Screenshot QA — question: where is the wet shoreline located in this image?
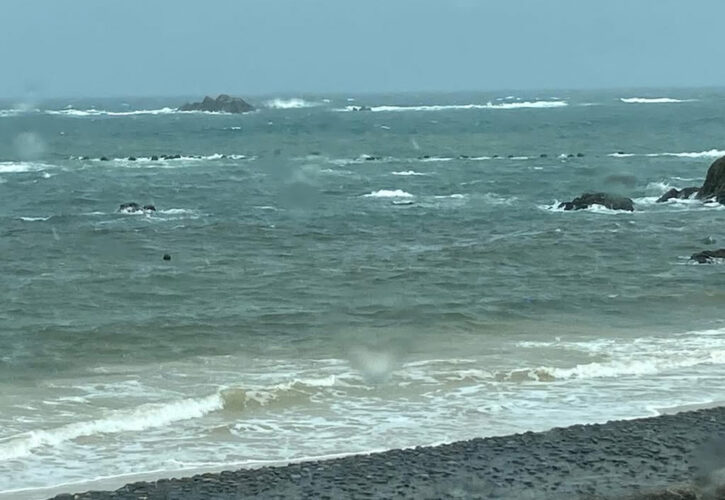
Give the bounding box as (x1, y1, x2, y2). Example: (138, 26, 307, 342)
(48, 406, 725, 499)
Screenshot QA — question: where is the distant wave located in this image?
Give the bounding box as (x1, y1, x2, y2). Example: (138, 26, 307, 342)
(336, 100, 567, 112)
(45, 107, 179, 117)
(0, 162, 53, 173)
(363, 189, 414, 198)
(608, 149, 725, 159)
(19, 216, 51, 222)
(264, 98, 321, 109)
(620, 97, 694, 104)
(89, 154, 251, 164)
(392, 170, 427, 176)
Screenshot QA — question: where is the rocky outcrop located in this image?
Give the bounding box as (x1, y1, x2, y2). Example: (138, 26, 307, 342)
(559, 192, 634, 211)
(179, 94, 254, 113)
(656, 186, 699, 203)
(696, 156, 725, 201)
(691, 249, 725, 263)
(119, 203, 156, 214)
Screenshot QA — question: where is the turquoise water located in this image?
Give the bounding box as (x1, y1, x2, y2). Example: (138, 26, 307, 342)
(1, 90, 725, 496)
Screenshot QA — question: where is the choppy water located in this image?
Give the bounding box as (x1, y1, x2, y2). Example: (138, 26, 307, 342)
(1, 89, 725, 497)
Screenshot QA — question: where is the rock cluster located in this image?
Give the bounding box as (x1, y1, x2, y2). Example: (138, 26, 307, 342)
(179, 94, 254, 113)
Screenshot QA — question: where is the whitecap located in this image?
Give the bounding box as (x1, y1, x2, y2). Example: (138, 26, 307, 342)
(335, 100, 567, 112)
(434, 193, 465, 199)
(264, 98, 320, 109)
(392, 171, 427, 176)
(0, 162, 52, 173)
(620, 97, 694, 104)
(19, 216, 51, 222)
(363, 189, 414, 198)
(609, 149, 725, 159)
(45, 107, 178, 117)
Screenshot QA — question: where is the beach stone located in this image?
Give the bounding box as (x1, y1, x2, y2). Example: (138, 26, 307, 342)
(656, 187, 700, 203)
(179, 94, 254, 113)
(559, 192, 635, 211)
(696, 155, 725, 201)
(690, 249, 725, 263)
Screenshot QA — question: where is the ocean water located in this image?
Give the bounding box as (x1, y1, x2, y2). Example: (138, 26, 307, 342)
(1, 89, 725, 497)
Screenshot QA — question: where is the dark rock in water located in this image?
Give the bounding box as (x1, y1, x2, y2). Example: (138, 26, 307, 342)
(128, 156, 136, 161)
(163, 254, 171, 261)
(458, 155, 470, 159)
(351, 105, 372, 111)
(119, 202, 156, 214)
(696, 156, 725, 202)
(119, 202, 141, 213)
(691, 249, 725, 263)
(179, 94, 254, 113)
(540, 153, 548, 158)
(558, 192, 635, 212)
(162, 154, 181, 160)
(576, 153, 585, 158)
(150, 155, 159, 161)
(80, 156, 90, 160)
(617, 151, 626, 155)
(567, 154, 575, 158)
(100, 156, 109, 161)
(492, 154, 500, 159)
(656, 187, 699, 203)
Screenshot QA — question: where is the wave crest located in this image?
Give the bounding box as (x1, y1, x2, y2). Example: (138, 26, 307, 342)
(363, 189, 414, 198)
(337, 101, 567, 112)
(620, 97, 694, 104)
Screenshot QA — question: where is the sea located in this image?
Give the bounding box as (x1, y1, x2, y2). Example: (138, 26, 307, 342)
(1, 89, 724, 498)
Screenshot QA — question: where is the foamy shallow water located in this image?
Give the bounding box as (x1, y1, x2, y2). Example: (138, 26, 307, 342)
(1, 89, 725, 496)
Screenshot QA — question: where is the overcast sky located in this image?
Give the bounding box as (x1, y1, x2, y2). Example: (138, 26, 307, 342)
(1, 0, 723, 98)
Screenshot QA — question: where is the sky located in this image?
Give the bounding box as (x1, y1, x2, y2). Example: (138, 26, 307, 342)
(1, 0, 724, 98)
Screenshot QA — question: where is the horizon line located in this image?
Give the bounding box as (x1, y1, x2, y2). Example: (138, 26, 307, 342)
(0, 84, 723, 102)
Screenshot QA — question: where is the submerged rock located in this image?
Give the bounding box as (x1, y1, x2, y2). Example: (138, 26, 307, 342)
(691, 249, 725, 263)
(559, 192, 634, 211)
(656, 187, 699, 203)
(696, 155, 725, 202)
(179, 94, 254, 113)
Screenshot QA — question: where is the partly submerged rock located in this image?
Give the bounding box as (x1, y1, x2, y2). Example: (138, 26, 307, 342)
(179, 94, 254, 114)
(656, 186, 699, 203)
(559, 192, 634, 211)
(696, 156, 725, 201)
(691, 249, 725, 263)
(119, 202, 156, 214)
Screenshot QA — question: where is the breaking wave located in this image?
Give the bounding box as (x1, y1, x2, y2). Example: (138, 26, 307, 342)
(0, 394, 223, 461)
(336, 100, 567, 112)
(392, 170, 427, 176)
(608, 149, 725, 159)
(363, 189, 414, 198)
(45, 108, 178, 117)
(620, 97, 694, 104)
(0, 162, 54, 173)
(264, 98, 321, 109)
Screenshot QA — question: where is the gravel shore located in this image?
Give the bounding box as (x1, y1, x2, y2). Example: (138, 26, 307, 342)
(49, 407, 725, 499)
